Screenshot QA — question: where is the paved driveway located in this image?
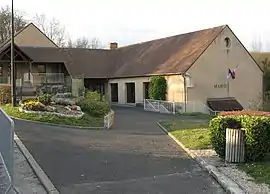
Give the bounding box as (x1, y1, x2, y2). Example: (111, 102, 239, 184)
(15, 106, 225, 194)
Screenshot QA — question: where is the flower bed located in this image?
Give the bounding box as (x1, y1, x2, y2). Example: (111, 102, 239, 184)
(20, 94, 84, 118)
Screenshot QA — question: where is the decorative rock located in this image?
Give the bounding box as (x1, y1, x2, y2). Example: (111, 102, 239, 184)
(70, 105, 77, 111)
(46, 106, 56, 112)
(65, 106, 71, 111)
(76, 106, 81, 111)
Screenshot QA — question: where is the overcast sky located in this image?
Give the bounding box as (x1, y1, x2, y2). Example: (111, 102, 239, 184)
(1, 0, 270, 50)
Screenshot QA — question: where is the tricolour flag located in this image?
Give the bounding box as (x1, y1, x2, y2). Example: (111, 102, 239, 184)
(227, 64, 239, 80)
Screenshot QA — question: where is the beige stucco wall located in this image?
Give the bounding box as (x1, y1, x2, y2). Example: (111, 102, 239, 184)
(107, 75, 184, 104)
(187, 26, 263, 109)
(15, 24, 57, 47)
(165, 75, 185, 102)
(108, 77, 150, 104)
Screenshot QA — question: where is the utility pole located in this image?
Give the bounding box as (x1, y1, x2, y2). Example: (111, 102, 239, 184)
(11, 0, 16, 106)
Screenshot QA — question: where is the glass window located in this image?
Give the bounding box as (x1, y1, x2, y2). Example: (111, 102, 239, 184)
(37, 64, 46, 73)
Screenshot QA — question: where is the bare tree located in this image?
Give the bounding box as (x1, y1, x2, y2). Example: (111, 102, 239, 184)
(33, 13, 67, 47)
(251, 36, 263, 52)
(67, 36, 103, 49)
(0, 5, 27, 44)
(89, 37, 103, 49)
(75, 36, 89, 48)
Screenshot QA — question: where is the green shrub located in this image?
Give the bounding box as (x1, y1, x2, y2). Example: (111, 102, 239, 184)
(0, 84, 11, 105)
(85, 91, 106, 101)
(78, 91, 110, 117)
(22, 100, 46, 111)
(149, 76, 167, 100)
(38, 94, 52, 105)
(209, 114, 270, 161)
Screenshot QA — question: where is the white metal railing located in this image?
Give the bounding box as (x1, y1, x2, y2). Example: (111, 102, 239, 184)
(144, 99, 217, 115)
(203, 103, 220, 115)
(30, 73, 65, 86)
(144, 99, 177, 114)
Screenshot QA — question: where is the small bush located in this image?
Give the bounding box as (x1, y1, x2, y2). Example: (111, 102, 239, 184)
(85, 91, 106, 101)
(38, 94, 52, 105)
(209, 114, 270, 161)
(78, 91, 110, 117)
(22, 100, 46, 111)
(0, 84, 11, 105)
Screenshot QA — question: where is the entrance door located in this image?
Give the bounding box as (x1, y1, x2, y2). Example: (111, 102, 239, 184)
(126, 83, 135, 103)
(110, 83, 118, 102)
(143, 82, 150, 99)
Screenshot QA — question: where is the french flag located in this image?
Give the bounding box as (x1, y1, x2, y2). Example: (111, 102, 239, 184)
(228, 68, 236, 79)
(227, 64, 239, 80)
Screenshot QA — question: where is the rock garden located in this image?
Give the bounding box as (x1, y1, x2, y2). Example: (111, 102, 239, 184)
(0, 84, 112, 128)
(20, 93, 85, 118)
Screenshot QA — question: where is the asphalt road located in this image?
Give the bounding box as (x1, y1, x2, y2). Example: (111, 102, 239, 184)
(15, 106, 225, 194)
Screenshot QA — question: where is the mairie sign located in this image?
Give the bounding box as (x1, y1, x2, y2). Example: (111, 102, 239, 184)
(214, 83, 227, 88)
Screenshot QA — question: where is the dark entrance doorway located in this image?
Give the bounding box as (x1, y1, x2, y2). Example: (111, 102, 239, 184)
(126, 82, 135, 103)
(143, 82, 150, 99)
(110, 83, 118, 102)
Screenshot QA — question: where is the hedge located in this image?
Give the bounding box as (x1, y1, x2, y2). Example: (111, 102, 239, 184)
(78, 91, 110, 117)
(210, 111, 270, 162)
(219, 110, 270, 117)
(0, 84, 11, 105)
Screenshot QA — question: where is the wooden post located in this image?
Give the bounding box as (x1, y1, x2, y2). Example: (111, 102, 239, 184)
(225, 128, 245, 163)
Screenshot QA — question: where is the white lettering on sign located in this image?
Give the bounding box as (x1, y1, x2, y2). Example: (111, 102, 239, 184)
(214, 84, 227, 88)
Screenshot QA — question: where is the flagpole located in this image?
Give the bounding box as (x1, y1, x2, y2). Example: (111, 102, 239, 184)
(227, 79, 230, 97)
(11, 0, 16, 106)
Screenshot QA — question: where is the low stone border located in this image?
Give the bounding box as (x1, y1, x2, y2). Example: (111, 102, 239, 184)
(19, 107, 84, 119)
(104, 110, 115, 129)
(14, 133, 59, 194)
(12, 109, 115, 130)
(156, 122, 245, 194)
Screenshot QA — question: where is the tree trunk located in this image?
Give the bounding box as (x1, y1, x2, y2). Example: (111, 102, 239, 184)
(225, 128, 245, 163)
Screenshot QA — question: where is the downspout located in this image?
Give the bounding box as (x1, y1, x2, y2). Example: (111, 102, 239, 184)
(182, 73, 187, 113)
(29, 61, 33, 82)
(106, 76, 110, 103)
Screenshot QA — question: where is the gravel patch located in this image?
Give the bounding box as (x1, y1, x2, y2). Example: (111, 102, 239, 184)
(191, 149, 270, 194)
(0, 142, 46, 194)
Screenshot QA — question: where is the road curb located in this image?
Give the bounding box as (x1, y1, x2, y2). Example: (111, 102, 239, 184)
(11, 116, 105, 130)
(156, 122, 245, 194)
(14, 133, 60, 194)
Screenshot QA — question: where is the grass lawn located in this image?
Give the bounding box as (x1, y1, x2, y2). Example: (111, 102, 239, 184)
(159, 119, 212, 150)
(1, 104, 104, 128)
(238, 162, 270, 185)
(181, 112, 216, 119)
